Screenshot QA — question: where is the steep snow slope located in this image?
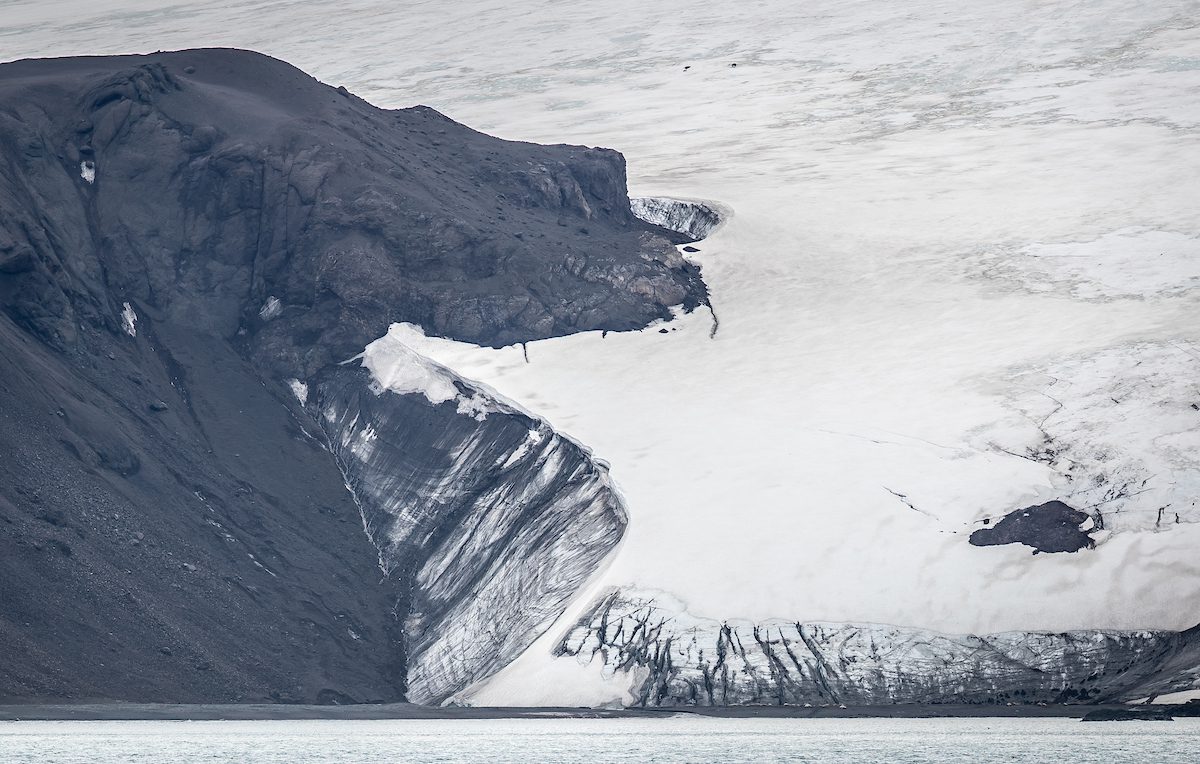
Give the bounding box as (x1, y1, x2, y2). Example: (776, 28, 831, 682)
(6, 0, 1199, 704)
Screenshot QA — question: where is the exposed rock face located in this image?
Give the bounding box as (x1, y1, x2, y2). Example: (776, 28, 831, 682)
(630, 197, 723, 243)
(314, 366, 626, 704)
(0, 49, 699, 703)
(0, 49, 706, 379)
(559, 590, 1200, 707)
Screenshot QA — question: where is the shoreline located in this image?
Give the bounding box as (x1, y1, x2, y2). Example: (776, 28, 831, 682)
(0, 702, 1185, 722)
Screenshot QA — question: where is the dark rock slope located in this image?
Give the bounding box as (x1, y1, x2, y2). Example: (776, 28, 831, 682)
(0, 49, 704, 703)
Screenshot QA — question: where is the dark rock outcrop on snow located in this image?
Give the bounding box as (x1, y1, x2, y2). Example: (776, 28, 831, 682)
(0, 48, 700, 703)
(969, 501, 1095, 554)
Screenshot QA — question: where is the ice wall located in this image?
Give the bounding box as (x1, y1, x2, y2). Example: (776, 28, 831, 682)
(314, 360, 627, 703)
(560, 589, 1200, 706)
(630, 197, 723, 242)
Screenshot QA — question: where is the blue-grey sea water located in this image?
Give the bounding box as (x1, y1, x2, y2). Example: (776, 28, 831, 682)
(1, 717, 1197, 763)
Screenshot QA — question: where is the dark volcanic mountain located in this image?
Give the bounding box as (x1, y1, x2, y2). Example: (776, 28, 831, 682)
(0, 48, 705, 704)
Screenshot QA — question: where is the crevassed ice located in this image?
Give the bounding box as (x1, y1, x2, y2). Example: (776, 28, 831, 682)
(630, 196, 723, 242)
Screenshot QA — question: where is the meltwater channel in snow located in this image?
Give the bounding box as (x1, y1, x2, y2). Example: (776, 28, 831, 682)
(6, 0, 1200, 705)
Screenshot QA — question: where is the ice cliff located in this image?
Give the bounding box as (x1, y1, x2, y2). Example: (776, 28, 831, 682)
(559, 590, 1200, 707)
(313, 342, 626, 704)
(630, 197, 723, 243)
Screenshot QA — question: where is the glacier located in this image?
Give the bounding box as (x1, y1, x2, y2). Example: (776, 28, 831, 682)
(6, 0, 1200, 706)
(314, 330, 626, 704)
(557, 589, 1200, 707)
(629, 197, 723, 243)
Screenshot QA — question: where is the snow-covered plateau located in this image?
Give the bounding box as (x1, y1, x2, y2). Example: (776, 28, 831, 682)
(6, 0, 1199, 706)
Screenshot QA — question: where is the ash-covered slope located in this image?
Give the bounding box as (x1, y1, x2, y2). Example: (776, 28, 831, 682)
(0, 49, 703, 703)
(0, 310, 408, 704)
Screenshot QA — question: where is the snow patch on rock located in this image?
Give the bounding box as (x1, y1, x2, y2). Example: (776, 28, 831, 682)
(259, 295, 282, 321)
(120, 302, 136, 337)
(361, 323, 496, 419)
(500, 427, 546, 469)
(286, 378, 308, 405)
